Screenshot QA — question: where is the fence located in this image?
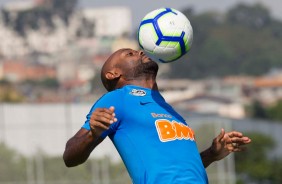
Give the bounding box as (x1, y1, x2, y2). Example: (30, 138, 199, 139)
(3, 103, 281, 184)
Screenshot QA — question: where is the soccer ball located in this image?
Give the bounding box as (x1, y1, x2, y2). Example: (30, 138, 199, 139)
(138, 8, 193, 63)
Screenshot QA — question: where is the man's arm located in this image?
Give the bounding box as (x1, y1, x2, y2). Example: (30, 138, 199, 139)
(200, 128, 251, 168)
(63, 107, 117, 167)
(63, 128, 103, 167)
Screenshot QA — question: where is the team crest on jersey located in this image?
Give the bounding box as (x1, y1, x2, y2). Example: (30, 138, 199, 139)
(130, 89, 146, 96)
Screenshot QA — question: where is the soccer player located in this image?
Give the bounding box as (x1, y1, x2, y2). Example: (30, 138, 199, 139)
(63, 48, 251, 183)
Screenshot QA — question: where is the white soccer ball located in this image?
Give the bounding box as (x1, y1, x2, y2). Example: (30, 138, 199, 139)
(138, 8, 193, 63)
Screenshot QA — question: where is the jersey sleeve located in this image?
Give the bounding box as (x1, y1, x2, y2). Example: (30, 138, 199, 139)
(82, 90, 124, 138)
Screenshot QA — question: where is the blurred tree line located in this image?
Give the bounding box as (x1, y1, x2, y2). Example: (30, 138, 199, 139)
(0, 143, 131, 184)
(235, 132, 282, 184)
(1, 130, 281, 184)
(168, 3, 282, 79)
(246, 100, 282, 122)
(1, 2, 281, 79)
(0, 78, 59, 103)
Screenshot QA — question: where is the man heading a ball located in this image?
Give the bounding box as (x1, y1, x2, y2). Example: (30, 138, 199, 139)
(63, 48, 251, 184)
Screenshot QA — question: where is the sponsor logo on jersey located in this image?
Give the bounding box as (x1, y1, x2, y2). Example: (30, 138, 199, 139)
(151, 113, 172, 118)
(130, 89, 146, 96)
(155, 119, 195, 142)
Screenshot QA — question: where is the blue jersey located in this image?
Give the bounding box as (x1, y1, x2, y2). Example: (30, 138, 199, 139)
(82, 85, 208, 184)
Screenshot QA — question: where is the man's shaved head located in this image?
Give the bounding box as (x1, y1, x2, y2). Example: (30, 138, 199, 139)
(100, 49, 123, 91)
(100, 48, 158, 91)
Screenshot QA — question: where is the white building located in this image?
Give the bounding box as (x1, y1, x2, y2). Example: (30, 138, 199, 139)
(0, 18, 29, 58)
(0, 5, 133, 58)
(82, 6, 132, 37)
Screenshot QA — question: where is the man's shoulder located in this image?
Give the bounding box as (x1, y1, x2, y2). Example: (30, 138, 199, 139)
(99, 85, 153, 101)
(91, 89, 124, 109)
(100, 88, 124, 100)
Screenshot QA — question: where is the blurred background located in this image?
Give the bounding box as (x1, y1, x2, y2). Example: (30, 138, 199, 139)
(0, 0, 282, 183)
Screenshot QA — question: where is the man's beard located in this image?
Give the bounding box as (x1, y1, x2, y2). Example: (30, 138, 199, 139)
(124, 61, 159, 80)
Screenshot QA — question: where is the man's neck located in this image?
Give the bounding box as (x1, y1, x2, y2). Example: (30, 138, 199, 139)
(117, 78, 158, 91)
(131, 80, 158, 90)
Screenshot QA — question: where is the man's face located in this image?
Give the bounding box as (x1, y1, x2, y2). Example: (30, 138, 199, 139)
(101, 48, 159, 91)
(114, 48, 159, 80)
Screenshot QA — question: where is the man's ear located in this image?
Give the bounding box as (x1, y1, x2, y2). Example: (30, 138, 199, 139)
(105, 70, 121, 80)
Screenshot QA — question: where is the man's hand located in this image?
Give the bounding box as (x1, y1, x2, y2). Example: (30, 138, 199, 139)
(89, 106, 117, 138)
(201, 128, 251, 168)
(210, 128, 252, 161)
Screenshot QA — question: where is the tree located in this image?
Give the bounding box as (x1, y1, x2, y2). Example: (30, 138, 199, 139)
(246, 100, 282, 123)
(266, 100, 282, 122)
(0, 144, 130, 184)
(235, 132, 276, 183)
(39, 78, 60, 89)
(246, 100, 268, 119)
(226, 3, 271, 29)
(0, 143, 26, 182)
(167, 3, 282, 79)
(269, 158, 282, 183)
(168, 11, 222, 79)
(0, 86, 25, 102)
